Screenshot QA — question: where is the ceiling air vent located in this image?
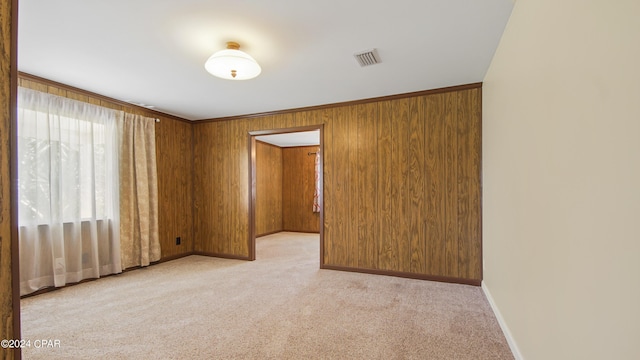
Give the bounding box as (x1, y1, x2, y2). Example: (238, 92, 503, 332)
(354, 49, 381, 67)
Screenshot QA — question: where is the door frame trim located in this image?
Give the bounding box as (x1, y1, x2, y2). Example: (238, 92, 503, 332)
(248, 125, 324, 264)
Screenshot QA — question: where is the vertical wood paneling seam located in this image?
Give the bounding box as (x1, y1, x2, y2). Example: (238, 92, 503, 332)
(190, 123, 195, 253)
(5, 0, 20, 353)
(281, 142, 285, 231)
(345, 110, 351, 266)
(226, 122, 232, 254)
(348, 107, 359, 268)
(328, 109, 338, 265)
(373, 104, 379, 269)
(445, 92, 460, 278)
(477, 88, 483, 280)
(390, 101, 397, 271)
(345, 109, 352, 266)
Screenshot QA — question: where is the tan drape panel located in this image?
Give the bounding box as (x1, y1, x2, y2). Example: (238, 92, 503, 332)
(119, 114, 160, 269)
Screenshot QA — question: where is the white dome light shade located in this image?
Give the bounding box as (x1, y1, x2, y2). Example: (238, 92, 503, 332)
(204, 42, 261, 80)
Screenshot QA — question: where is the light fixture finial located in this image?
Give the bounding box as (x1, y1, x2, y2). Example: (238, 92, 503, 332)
(204, 41, 261, 80)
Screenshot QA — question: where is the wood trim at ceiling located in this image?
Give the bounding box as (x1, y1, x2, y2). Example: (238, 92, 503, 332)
(197, 82, 483, 122)
(18, 72, 482, 125)
(17, 72, 193, 124)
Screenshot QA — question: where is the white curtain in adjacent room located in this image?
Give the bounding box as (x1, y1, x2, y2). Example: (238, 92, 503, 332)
(17, 87, 122, 295)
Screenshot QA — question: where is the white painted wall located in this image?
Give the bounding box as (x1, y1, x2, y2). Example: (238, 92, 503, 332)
(483, 0, 640, 359)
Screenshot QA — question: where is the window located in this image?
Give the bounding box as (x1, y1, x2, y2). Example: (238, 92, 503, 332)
(17, 87, 122, 295)
(18, 112, 111, 223)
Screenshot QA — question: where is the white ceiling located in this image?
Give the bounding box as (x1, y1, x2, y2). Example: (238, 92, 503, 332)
(17, 0, 513, 121)
(256, 130, 320, 148)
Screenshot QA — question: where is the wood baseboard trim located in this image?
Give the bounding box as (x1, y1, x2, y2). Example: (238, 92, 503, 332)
(199, 82, 483, 122)
(156, 253, 193, 264)
(192, 251, 252, 261)
(256, 230, 283, 237)
(258, 230, 321, 237)
(321, 264, 481, 286)
(282, 229, 321, 234)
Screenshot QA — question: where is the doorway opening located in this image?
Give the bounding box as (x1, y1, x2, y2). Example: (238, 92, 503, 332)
(248, 125, 324, 266)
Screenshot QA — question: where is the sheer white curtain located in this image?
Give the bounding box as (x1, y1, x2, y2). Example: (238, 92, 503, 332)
(17, 87, 122, 295)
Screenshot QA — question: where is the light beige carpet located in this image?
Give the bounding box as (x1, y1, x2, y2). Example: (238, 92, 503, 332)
(21, 232, 513, 359)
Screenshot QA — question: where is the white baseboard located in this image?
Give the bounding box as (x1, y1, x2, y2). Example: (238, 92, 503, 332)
(481, 281, 524, 360)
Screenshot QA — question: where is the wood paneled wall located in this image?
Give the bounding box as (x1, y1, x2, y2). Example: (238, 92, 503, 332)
(154, 117, 194, 258)
(194, 119, 253, 257)
(1, 0, 17, 356)
(255, 141, 283, 236)
(193, 84, 482, 283)
(282, 146, 321, 233)
(17, 74, 194, 261)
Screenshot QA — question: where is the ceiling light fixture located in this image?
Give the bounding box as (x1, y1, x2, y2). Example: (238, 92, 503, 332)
(204, 41, 261, 80)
